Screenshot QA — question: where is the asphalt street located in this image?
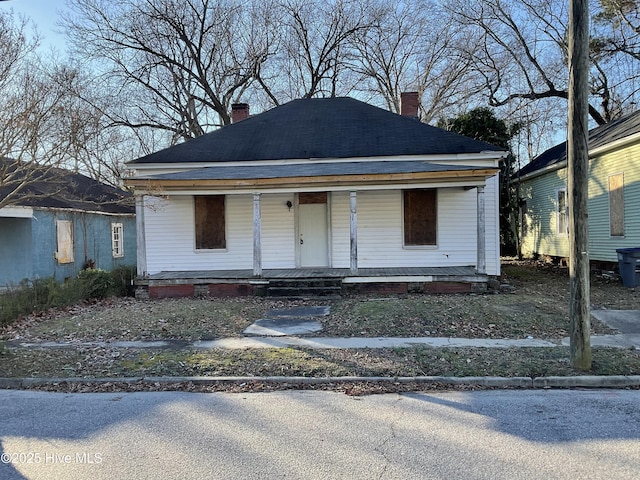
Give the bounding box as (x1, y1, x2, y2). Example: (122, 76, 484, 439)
(0, 389, 639, 479)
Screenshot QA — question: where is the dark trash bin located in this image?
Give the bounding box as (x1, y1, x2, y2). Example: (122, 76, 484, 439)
(616, 247, 640, 288)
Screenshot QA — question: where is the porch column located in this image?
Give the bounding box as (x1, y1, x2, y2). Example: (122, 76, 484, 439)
(253, 193, 262, 276)
(135, 195, 147, 277)
(476, 186, 486, 275)
(350, 191, 358, 274)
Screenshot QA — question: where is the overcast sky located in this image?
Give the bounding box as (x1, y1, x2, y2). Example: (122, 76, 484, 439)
(0, 0, 69, 51)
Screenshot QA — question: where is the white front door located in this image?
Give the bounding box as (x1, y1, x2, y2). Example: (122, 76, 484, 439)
(298, 194, 329, 267)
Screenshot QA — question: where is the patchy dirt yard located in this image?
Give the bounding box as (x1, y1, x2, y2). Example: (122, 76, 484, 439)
(1, 260, 639, 385)
(2, 261, 636, 343)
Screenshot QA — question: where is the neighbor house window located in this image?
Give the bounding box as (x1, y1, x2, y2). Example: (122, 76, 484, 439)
(556, 189, 568, 236)
(111, 223, 124, 258)
(56, 220, 74, 264)
(404, 189, 437, 246)
(609, 173, 624, 237)
(195, 195, 226, 249)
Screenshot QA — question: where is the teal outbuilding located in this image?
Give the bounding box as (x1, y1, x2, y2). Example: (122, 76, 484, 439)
(0, 163, 135, 287)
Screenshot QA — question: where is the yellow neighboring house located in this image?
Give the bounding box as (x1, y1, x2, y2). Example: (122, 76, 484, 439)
(515, 111, 640, 264)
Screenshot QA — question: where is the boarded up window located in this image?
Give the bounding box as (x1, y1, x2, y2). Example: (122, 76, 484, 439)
(195, 195, 226, 249)
(609, 173, 624, 237)
(557, 189, 568, 236)
(299, 192, 327, 204)
(56, 220, 74, 264)
(404, 189, 437, 246)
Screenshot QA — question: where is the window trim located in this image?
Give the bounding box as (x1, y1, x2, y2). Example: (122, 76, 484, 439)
(402, 188, 438, 248)
(194, 195, 227, 251)
(608, 172, 624, 238)
(111, 222, 124, 258)
(556, 188, 568, 237)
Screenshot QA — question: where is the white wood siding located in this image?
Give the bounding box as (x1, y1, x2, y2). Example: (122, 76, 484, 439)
(330, 191, 351, 268)
(330, 185, 499, 275)
(356, 189, 483, 270)
(143, 180, 501, 275)
(144, 195, 253, 274)
(261, 193, 296, 268)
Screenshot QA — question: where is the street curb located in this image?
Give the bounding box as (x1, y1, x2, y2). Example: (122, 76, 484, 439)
(1, 375, 640, 389)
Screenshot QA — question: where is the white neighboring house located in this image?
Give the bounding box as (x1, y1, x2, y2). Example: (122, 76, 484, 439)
(125, 95, 506, 298)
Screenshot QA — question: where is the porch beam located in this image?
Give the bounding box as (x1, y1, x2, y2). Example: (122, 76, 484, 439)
(476, 186, 486, 275)
(253, 193, 262, 277)
(350, 191, 358, 274)
(126, 169, 499, 190)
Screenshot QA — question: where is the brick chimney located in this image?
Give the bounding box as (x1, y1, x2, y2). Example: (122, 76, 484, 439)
(231, 103, 250, 123)
(400, 92, 419, 118)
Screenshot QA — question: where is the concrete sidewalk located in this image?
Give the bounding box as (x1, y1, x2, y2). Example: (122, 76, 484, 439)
(7, 308, 640, 350)
(8, 332, 640, 350)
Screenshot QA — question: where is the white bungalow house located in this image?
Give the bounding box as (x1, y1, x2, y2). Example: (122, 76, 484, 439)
(125, 94, 506, 297)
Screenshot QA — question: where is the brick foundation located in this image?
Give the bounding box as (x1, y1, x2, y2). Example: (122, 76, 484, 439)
(208, 283, 257, 297)
(422, 282, 473, 294)
(149, 284, 195, 298)
(344, 282, 409, 295)
(139, 279, 485, 298)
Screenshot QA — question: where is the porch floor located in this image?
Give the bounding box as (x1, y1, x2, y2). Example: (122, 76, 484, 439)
(144, 266, 481, 282)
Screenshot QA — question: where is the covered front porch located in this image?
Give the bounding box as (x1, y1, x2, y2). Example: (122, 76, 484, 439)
(135, 266, 489, 298)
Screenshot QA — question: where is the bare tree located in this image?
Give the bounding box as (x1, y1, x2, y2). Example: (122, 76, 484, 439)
(63, 0, 276, 142)
(47, 65, 149, 187)
(444, 0, 640, 126)
(0, 11, 74, 209)
(350, 1, 483, 122)
(253, 0, 375, 105)
(595, 0, 640, 61)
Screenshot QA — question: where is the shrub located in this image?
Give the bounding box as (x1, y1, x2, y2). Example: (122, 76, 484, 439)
(110, 265, 137, 297)
(0, 265, 137, 327)
(0, 278, 61, 327)
(77, 268, 113, 299)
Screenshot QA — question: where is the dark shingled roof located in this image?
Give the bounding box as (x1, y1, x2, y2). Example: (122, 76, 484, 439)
(0, 159, 134, 214)
(128, 97, 503, 165)
(151, 160, 488, 182)
(515, 110, 640, 179)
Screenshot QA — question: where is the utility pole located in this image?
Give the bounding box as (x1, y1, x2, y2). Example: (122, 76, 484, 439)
(568, 0, 591, 370)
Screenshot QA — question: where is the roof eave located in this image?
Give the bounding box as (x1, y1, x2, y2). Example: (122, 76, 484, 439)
(589, 130, 640, 157)
(127, 151, 507, 171)
(515, 160, 567, 183)
(517, 125, 640, 182)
